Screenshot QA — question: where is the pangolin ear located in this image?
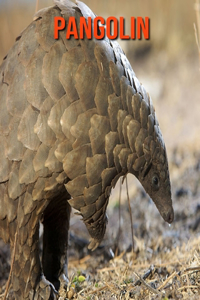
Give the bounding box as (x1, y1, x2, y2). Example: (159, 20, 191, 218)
(141, 161, 152, 180)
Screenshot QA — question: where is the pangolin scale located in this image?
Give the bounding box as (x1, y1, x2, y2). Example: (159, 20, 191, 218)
(0, 0, 174, 299)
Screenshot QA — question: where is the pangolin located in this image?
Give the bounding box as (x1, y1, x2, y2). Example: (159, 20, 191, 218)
(0, 0, 174, 299)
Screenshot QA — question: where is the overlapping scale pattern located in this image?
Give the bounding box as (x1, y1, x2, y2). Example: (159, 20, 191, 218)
(0, 1, 170, 298)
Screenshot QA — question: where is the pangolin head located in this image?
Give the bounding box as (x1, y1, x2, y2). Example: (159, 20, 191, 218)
(136, 130, 174, 224)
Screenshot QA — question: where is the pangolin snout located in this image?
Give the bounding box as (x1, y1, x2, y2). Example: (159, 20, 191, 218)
(162, 206, 174, 224)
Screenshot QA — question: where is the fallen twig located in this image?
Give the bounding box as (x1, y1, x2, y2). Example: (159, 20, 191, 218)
(158, 271, 177, 291)
(133, 271, 159, 294)
(134, 265, 155, 286)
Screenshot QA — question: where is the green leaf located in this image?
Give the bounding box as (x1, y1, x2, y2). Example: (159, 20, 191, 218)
(78, 275, 86, 283)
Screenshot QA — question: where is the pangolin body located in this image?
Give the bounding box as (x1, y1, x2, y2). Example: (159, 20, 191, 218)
(0, 0, 174, 299)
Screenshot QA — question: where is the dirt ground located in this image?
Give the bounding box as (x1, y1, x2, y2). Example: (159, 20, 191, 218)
(0, 1, 200, 299)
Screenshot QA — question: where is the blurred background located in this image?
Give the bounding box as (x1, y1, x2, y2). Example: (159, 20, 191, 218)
(0, 0, 200, 290)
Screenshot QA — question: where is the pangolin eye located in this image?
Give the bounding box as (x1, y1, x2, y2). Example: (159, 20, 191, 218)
(152, 175, 159, 190)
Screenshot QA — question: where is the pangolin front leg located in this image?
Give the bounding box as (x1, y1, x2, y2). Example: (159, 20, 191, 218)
(42, 192, 71, 291)
(7, 192, 71, 299)
(8, 196, 57, 300)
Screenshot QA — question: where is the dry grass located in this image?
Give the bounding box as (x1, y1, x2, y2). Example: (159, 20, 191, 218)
(194, 0, 200, 65)
(64, 237, 200, 299)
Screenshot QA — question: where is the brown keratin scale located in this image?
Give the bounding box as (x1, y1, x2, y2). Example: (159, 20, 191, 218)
(0, 0, 174, 299)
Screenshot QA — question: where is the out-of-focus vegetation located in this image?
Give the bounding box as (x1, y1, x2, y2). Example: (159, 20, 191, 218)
(0, 0, 197, 61)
